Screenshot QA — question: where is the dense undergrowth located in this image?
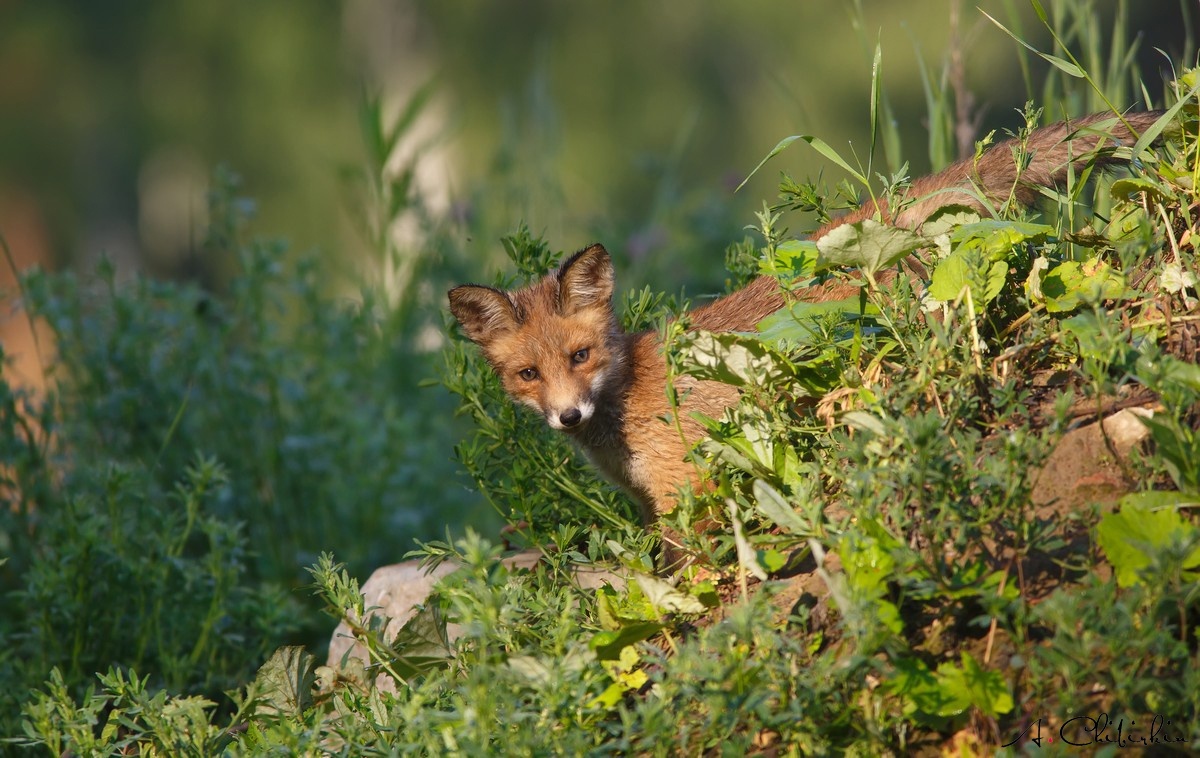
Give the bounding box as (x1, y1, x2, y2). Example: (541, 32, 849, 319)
(5, 3, 1200, 755)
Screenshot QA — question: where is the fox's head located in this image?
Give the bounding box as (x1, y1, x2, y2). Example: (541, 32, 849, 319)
(448, 244, 629, 433)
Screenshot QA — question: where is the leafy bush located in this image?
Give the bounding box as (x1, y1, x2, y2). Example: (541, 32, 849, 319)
(8, 4, 1200, 755)
(0, 163, 489, 738)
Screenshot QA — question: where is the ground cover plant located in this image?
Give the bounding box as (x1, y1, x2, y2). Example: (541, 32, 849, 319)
(6, 3, 1200, 754)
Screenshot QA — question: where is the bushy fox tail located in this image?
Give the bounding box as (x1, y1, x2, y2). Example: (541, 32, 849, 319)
(815, 110, 1165, 239)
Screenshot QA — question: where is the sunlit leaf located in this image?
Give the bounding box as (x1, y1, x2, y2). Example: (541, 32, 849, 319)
(816, 219, 923, 276)
(633, 574, 706, 615)
(752, 479, 812, 535)
(1098, 503, 1200, 587)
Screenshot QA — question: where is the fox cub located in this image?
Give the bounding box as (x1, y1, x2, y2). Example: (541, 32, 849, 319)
(449, 111, 1161, 536)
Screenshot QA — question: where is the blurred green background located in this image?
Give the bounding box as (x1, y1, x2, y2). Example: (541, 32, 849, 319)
(1, 1, 1189, 288)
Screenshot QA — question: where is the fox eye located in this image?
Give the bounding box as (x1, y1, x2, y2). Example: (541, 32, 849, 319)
(571, 348, 589, 364)
(518, 367, 539, 382)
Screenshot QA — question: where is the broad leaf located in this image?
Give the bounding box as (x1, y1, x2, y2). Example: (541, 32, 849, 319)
(816, 219, 923, 276)
(1097, 503, 1200, 587)
(250, 646, 317, 719)
(633, 573, 706, 615)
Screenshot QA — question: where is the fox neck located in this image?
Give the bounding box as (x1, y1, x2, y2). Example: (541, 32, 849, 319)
(568, 331, 648, 495)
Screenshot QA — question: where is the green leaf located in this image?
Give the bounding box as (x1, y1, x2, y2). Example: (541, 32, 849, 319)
(928, 220, 1052, 306)
(678, 330, 795, 389)
(888, 657, 957, 727)
(920, 206, 982, 239)
(250, 646, 317, 719)
(699, 434, 767, 476)
(1140, 352, 1200, 393)
(1097, 502, 1200, 587)
(1110, 176, 1173, 203)
(759, 548, 788, 573)
(739, 132, 869, 191)
(737, 135, 801, 192)
(926, 249, 975, 303)
(590, 682, 627, 709)
(949, 219, 1053, 259)
(935, 653, 1014, 718)
(928, 249, 1006, 306)
(1060, 311, 1114, 362)
(633, 573, 707, 615)
(1136, 415, 1200, 493)
(729, 499, 768, 581)
(758, 239, 820, 281)
(842, 410, 888, 437)
(1118, 490, 1200, 510)
(588, 622, 663, 661)
(388, 602, 455, 681)
(815, 219, 924, 276)
(1038, 258, 1128, 312)
(755, 295, 877, 349)
(752, 479, 812, 535)
(980, 8, 1084, 78)
(1132, 82, 1199, 157)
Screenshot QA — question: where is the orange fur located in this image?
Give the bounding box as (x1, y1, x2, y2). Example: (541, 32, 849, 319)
(449, 111, 1162, 537)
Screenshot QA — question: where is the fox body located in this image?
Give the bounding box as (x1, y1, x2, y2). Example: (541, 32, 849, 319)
(449, 111, 1161, 530)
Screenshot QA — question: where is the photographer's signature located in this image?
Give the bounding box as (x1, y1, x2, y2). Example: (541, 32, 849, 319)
(1003, 713, 1187, 749)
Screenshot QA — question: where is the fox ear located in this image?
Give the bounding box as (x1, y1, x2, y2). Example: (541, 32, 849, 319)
(557, 243, 614, 315)
(448, 285, 518, 346)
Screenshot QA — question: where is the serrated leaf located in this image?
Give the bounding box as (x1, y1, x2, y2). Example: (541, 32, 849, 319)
(1160, 262, 1198, 295)
(679, 330, 789, 388)
(388, 602, 455, 681)
(1040, 259, 1128, 312)
(935, 653, 1014, 718)
(920, 206, 982, 239)
(816, 219, 924, 276)
(1097, 503, 1200, 587)
(929, 219, 1048, 306)
(1111, 176, 1172, 203)
(251, 646, 317, 719)
(927, 250, 978, 303)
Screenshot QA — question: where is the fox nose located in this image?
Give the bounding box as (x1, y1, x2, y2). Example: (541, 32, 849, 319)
(559, 408, 583, 428)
